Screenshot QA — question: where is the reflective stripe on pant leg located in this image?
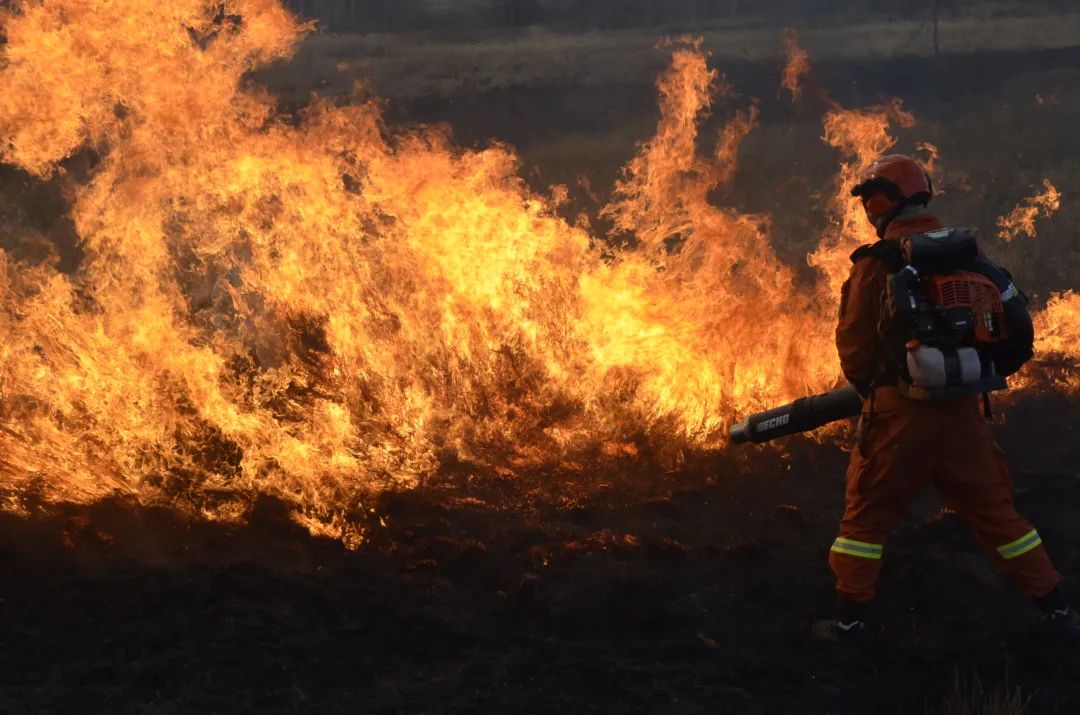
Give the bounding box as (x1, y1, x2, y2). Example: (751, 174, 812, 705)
(997, 529, 1043, 560)
(831, 537, 883, 560)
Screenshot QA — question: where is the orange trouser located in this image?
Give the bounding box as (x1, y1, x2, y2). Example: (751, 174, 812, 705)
(829, 387, 1061, 603)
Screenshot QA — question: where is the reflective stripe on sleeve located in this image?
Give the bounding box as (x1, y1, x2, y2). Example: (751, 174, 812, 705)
(831, 537, 884, 560)
(1001, 283, 1019, 302)
(997, 530, 1043, 560)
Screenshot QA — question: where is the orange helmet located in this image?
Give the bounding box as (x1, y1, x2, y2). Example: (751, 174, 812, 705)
(851, 154, 934, 237)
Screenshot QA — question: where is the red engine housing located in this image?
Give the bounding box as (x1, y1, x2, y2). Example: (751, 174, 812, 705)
(925, 271, 1009, 344)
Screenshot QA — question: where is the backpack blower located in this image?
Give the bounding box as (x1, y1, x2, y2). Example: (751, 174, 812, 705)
(730, 229, 1034, 445)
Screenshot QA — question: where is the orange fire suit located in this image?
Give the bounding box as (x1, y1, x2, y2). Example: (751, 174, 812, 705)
(830, 214, 1062, 603)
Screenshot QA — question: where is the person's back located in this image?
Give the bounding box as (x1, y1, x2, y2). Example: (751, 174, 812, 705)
(816, 154, 1077, 641)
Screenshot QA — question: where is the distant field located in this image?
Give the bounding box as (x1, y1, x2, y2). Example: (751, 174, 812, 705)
(259, 13, 1080, 100)
(253, 11, 1080, 301)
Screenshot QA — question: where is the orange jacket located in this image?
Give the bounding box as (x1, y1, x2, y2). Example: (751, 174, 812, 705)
(835, 214, 944, 394)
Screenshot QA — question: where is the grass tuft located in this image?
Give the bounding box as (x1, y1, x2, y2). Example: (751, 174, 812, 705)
(937, 669, 1030, 715)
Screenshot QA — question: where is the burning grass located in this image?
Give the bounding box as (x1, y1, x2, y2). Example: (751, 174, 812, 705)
(998, 179, 1062, 241)
(0, 0, 1078, 545)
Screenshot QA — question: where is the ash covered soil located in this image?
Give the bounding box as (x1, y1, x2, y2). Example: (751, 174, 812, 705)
(2, 395, 1079, 714)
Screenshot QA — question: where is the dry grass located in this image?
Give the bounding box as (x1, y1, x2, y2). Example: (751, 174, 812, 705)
(257, 13, 1080, 101)
(937, 670, 1030, 715)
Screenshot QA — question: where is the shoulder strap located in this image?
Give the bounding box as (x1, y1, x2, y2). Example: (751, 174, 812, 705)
(850, 240, 904, 269)
(967, 256, 1013, 293)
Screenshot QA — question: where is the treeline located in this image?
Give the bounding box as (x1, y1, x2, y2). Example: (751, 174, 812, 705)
(284, 0, 1080, 33)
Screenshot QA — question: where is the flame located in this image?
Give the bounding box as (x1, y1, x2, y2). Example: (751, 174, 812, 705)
(1012, 291, 1080, 395)
(917, 142, 941, 185)
(597, 40, 833, 435)
(1035, 291, 1080, 362)
(0, 8, 848, 538)
(809, 100, 915, 303)
(0, 2, 1074, 543)
(997, 179, 1062, 241)
(780, 29, 811, 103)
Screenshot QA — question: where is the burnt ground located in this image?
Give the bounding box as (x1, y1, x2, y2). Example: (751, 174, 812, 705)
(1, 393, 1078, 714)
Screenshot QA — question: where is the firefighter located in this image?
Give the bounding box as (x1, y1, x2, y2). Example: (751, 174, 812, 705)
(816, 154, 1077, 640)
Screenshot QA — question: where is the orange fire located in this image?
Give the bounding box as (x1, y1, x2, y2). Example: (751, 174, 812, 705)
(997, 179, 1062, 241)
(780, 29, 811, 103)
(1035, 292, 1080, 363)
(598, 39, 835, 438)
(0, 2, 1075, 542)
(809, 100, 916, 303)
(0, 7, 838, 539)
(1012, 291, 1080, 394)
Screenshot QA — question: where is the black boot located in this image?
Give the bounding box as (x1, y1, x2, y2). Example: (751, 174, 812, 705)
(1036, 589, 1080, 635)
(813, 596, 871, 643)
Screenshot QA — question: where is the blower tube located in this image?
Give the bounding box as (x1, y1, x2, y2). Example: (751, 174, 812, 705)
(729, 386, 863, 444)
